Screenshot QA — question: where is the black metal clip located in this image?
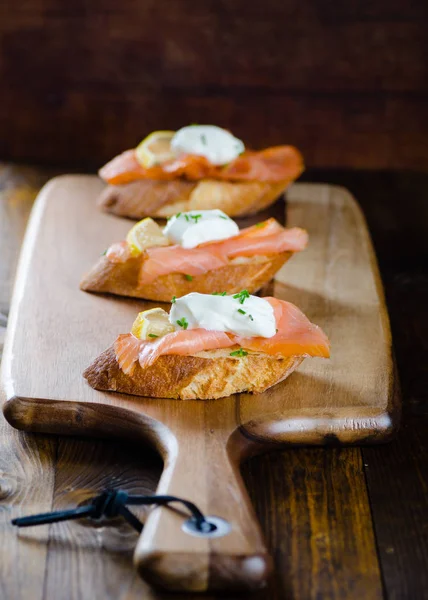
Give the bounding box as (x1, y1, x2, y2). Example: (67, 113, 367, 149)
(12, 489, 214, 534)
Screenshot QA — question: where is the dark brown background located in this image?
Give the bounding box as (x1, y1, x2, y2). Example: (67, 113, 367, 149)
(1, 0, 427, 170)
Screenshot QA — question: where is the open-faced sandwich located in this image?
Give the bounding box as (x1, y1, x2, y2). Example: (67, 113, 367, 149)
(83, 291, 330, 400)
(98, 125, 304, 219)
(80, 211, 308, 302)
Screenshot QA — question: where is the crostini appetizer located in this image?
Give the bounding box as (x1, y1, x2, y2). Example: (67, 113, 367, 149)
(83, 291, 330, 400)
(80, 211, 308, 302)
(98, 125, 304, 218)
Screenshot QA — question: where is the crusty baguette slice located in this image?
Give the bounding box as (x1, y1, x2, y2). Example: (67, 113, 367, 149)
(80, 252, 291, 302)
(98, 178, 293, 219)
(83, 345, 304, 400)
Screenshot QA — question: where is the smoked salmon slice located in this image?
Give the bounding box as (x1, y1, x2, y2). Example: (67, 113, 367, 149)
(139, 220, 308, 284)
(139, 245, 229, 284)
(99, 146, 304, 185)
(114, 298, 329, 375)
(227, 218, 284, 239)
(219, 147, 304, 183)
(114, 329, 235, 374)
(138, 329, 235, 369)
(114, 333, 142, 375)
(106, 241, 132, 263)
(218, 228, 308, 258)
(234, 298, 330, 358)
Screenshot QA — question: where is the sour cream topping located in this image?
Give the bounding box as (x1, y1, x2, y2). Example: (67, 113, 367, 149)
(171, 125, 245, 166)
(163, 210, 239, 249)
(169, 292, 276, 338)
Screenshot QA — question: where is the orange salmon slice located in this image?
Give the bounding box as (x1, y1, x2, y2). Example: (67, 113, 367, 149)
(139, 219, 308, 284)
(99, 146, 304, 185)
(114, 329, 235, 374)
(114, 298, 330, 376)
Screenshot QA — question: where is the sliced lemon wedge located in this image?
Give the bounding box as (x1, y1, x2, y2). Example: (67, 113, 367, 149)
(135, 130, 176, 168)
(131, 308, 175, 340)
(126, 217, 170, 257)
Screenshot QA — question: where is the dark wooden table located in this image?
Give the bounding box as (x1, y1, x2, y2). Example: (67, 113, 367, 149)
(0, 164, 427, 600)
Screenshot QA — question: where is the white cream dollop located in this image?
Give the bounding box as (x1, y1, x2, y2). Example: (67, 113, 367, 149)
(163, 210, 239, 249)
(169, 292, 276, 338)
(171, 125, 245, 166)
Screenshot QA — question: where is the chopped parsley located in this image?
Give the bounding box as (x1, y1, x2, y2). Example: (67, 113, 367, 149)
(219, 215, 229, 220)
(212, 291, 227, 296)
(176, 318, 188, 330)
(230, 348, 248, 357)
(201, 134, 207, 146)
(190, 214, 202, 223)
(255, 222, 266, 228)
(175, 212, 182, 219)
(248, 314, 254, 321)
(148, 334, 158, 338)
(233, 289, 250, 304)
(185, 274, 193, 281)
(171, 295, 177, 303)
(184, 214, 190, 222)
(101, 249, 107, 256)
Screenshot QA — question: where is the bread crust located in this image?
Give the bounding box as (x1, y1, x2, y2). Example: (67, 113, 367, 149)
(83, 345, 304, 400)
(98, 178, 293, 219)
(80, 252, 292, 302)
(98, 179, 197, 219)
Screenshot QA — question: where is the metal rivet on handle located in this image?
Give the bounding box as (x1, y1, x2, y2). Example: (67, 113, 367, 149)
(182, 515, 231, 538)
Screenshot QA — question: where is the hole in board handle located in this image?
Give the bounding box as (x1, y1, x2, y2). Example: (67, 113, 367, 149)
(182, 515, 231, 539)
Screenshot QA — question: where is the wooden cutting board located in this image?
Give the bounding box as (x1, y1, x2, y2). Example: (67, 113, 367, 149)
(0, 176, 399, 593)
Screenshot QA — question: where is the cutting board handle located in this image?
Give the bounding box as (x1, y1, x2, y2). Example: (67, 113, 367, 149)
(133, 428, 272, 592)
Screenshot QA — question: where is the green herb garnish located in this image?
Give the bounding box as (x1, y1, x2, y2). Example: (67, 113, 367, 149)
(230, 348, 248, 357)
(219, 215, 229, 220)
(201, 134, 207, 145)
(175, 212, 182, 219)
(101, 249, 107, 256)
(255, 222, 266, 228)
(185, 274, 193, 281)
(148, 334, 158, 338)
(176, 318, 188, 330)
(233, 289, 250, 304)
(212, 291, 227, 296)
(171, 295, 177, 303)
(238, 308, 246, 315)
(249, 314, 254, 321)
(191, 214, 202, 223)
(184, 214, 190, 222)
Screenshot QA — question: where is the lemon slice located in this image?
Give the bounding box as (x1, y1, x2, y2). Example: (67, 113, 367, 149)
(126, 217, 169, 257)
(135, 130, 176, 168)
(131, 308, 175, 340)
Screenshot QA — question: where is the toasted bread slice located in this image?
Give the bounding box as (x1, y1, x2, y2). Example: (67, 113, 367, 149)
(83, 345, 303, 400)
(98, 178, 292, 219)
(80, 252, 291, 302)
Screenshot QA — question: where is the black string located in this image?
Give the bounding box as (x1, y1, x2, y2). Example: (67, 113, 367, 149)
(11, 489, 215, 534)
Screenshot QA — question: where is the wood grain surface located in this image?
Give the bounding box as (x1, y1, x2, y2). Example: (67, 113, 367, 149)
(0, 176, 398, 592)
(1, 177, 397, 443)
(245, 447, 383, 599)
(0, 165, 427, 599)
(1, 1, 427, 170)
